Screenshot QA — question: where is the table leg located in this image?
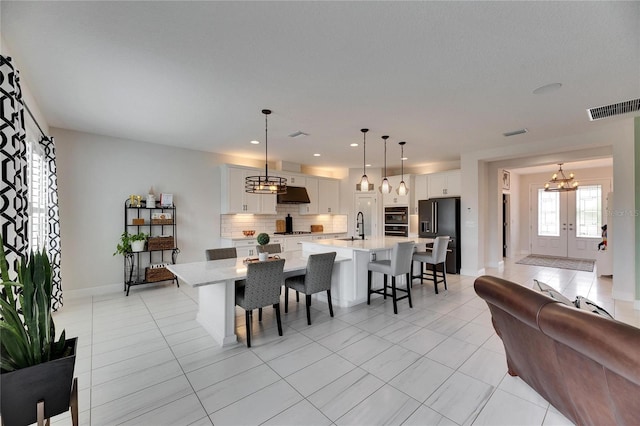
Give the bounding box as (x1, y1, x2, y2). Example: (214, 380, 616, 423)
(196, 280, 238, 346)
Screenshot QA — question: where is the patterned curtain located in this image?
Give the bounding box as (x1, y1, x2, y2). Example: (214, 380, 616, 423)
(0, 55, 29, 281)
(40, 136, 62, 310)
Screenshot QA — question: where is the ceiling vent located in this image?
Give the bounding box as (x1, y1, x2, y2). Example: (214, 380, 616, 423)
(587, 98, 640, 121)
(288, 130, 309, 138)
(503, 128, 528, 137)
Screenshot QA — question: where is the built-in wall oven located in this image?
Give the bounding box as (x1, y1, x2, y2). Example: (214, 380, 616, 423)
(384, 206, 409, 236)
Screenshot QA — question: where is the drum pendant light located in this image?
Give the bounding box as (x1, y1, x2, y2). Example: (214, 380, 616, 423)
(356, 128, 372, 191)
(379, 135, 392, 194)
(396, 141, 409, 196)
(245, 109, 287, 194)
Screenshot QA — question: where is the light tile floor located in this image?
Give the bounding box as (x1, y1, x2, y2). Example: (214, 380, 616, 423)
(46, 258, 637, 426)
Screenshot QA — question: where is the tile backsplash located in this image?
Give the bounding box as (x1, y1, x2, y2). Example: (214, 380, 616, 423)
(221, 205, 348, 238)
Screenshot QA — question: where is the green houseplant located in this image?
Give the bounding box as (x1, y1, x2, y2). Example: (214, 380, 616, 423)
(0, 236, 78, 425)
(113, 231, 148, 255)
(256, 232, 270, 246)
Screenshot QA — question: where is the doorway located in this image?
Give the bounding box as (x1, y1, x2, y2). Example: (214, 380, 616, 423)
(531, 180, 609, 259)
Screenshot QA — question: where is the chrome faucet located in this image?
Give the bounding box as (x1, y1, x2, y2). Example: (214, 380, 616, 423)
(356, 211, 365, 240)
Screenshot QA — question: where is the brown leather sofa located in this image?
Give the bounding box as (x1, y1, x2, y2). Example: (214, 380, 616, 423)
(474, 275, 640, 425)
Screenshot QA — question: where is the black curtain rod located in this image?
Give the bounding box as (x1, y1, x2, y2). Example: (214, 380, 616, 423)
(20, 99, 49, 140)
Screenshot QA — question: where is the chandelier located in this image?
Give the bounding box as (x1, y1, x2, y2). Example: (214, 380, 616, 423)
(379, 135, 392, 194)
(396, 141, 409, 196)
(544, 163, 578, 192)
(245, 109, 287, 194)
(356, 128, 373, 191)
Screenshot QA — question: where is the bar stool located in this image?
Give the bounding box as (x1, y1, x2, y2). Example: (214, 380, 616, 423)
(367, 241, 415, 314)
(412, 236, 450, 294)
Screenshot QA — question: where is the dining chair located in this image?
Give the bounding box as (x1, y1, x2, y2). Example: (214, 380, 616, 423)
(284, 252, 336, 325)
(205, 247, 237, 261)
(412, 236, 450, 294)
(256, 243, 282, 254)
(235, 258, 285, 348)
(367, 241, 415, 314)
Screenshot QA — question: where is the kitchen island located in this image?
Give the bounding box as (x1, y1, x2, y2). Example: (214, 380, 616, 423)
(301, 236, 433, 308)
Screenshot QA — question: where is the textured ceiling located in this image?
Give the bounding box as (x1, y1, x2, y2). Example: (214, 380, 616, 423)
(2, 1, 639, 172)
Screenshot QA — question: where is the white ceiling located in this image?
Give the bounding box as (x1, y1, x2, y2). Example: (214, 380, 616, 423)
(2, 1, 639, 172)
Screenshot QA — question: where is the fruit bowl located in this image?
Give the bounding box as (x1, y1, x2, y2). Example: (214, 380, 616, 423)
(242, 230, 255, 237)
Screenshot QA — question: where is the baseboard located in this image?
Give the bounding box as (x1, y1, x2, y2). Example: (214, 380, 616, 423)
(460, 267, 485, 277)
(64, 282, 122, 300)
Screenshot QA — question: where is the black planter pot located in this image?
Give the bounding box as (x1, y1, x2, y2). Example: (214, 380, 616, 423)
(0, 337, 78, 426)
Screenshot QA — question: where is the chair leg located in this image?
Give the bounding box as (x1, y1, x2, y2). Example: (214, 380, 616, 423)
(327, 289, 334, 317)
(306, 294, 312, 325)
(420, 262, 424, 284)
(406, 273, 413, 308)
(367, 270, 372, 304)
(245, 310, 252, 348)
(432, 264, 439, 294)
(383, 274, 388, 299)
(391, 276, 398, 314)
(274, 303, 283, 336)
(258, 307, 262, 321)
(442, 263, 448, 290)
(285, 286, 289, 313)
(296, 291, 299, 302)
(70, 377, 78, 426)
(37, 400, 45, 426)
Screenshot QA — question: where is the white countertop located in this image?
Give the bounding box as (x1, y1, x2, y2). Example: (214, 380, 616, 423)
(303, 236, 434, 252)
(221, 232, 347, 241)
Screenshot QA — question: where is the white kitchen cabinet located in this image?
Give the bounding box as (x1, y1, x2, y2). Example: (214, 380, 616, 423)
(383, 175, 411, 207)
(412, 174, 428, 214)
(299, 177, 319, 215)
(221, 165, 277, 214)
(276, 172, 305, 188)
(284, 235, 313, 251)
(318, 179, 340, 214)
(220, 236, 283, 258)
(427, 170, 461, 198)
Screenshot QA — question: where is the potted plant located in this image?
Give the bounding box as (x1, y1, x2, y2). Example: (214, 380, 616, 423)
(0, 236, 78, 426)
(113, 231, 148, 255)
(256, 233, 270, 261)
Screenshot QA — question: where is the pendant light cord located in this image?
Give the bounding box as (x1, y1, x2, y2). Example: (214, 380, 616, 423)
(263, 109, 271, 179)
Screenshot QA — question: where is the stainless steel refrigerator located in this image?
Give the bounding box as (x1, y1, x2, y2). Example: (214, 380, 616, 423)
(418, 197, 461, 274)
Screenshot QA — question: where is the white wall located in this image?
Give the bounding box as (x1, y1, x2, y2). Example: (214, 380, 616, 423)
(53, 128, 245, 294)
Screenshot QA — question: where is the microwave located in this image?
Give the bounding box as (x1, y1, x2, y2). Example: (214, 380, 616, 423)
(384, 206, 408, 225)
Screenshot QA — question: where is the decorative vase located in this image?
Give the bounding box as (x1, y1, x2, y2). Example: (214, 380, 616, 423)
(258, 252, 268, 262)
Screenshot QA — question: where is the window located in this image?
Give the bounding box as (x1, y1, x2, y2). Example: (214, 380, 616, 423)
(575, 185, 602, 237)
(27, 140, 48, 251)
(538, 189, 559, 236)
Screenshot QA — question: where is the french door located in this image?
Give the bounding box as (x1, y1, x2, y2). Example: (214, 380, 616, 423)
(531, 180, 609, 259)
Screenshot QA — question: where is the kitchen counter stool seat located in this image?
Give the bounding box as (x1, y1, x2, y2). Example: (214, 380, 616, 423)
(367, 241, 415, 314)
(235, 259, 285, 348)
(412, 236, 450, 294)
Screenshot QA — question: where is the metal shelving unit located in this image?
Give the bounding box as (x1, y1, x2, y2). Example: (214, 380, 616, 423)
(123, 199, 179, 296)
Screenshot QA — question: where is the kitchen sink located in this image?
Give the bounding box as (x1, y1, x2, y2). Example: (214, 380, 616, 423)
(336, 237, 366, 241)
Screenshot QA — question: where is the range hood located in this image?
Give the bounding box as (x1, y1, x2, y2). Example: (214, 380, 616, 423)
(277, 186, 310, 204)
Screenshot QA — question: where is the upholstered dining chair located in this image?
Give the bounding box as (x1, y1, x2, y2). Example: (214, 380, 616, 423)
(205, 247, 237, 261)
(235, 258, 285, 347)
(284, 252, 336, 325)
(412, 235, 450, 294)
(367, 241, 415, 314)
(256, 243, 282, 254)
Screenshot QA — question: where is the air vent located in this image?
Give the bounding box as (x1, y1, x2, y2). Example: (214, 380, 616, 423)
(288, 130, 310, 138)
(587, 98, 640, 121)
(503, 128, 528, 137)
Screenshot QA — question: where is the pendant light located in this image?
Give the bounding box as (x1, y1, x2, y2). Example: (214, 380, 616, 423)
(396, 141, 409, 196)
(379, 135, 392, 194)
(544, 163, 579, 192)
(245, 109, 287, 194)
(356, 128, 372, 191)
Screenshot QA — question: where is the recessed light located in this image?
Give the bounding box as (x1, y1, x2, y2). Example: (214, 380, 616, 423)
(313, 153, 321, 157)
(350, 143, 359, 147)
(533, 83, 562, 95)
(250, 140, 260, 144)
(366, 164, 372, 167)
(401, 157, 408, 161)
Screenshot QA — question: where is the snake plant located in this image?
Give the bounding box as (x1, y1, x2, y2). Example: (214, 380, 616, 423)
(0, 236, 68, 372)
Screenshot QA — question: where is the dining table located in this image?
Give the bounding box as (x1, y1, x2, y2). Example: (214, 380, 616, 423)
(167, 250, 347, 346)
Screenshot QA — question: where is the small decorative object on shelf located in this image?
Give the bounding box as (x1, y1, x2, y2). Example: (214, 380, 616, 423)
(160, 193, 173, 207)
(121, 198, 179, 296)
(147, 186, 156, 208)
